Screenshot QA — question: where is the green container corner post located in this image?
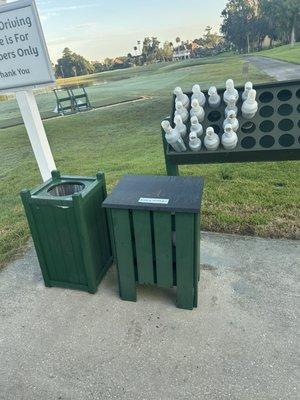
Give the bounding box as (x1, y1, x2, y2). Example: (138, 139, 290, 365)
(21, 170, 113, 293)
(102, 175, 204, 310)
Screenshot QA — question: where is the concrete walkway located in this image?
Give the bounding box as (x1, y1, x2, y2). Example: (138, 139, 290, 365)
(0, 233, 298, 400)
(245, 56, 300, 81)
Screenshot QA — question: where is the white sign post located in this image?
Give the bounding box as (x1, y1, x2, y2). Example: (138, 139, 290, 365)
(0, 0, 56, 181)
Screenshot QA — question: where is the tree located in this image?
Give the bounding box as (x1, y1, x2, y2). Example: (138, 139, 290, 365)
(142, 36, 161, 62)
(55, 47, 95, 78)
(175, 36, 181, 54)
(162, 41, 173, 60)
(203, 26, 221, 48)
(92, 62, 104, 73)
(221, 0, 258, 53)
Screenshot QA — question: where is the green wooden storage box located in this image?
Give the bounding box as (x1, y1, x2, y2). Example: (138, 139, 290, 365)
(21, 170, 113, 293)
(103, 175, 204, 310)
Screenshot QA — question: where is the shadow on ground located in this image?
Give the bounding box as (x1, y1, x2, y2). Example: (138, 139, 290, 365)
(0, 232, 298, 400)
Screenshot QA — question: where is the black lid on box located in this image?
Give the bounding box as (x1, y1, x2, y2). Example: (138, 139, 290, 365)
(103, 175, 204, 213)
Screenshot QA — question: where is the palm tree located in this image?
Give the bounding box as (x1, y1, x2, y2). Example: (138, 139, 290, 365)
(175, 37, 181, 54)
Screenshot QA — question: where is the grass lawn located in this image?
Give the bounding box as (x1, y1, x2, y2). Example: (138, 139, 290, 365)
(0, 54, 299, 268)
(256, 42, 300, 64)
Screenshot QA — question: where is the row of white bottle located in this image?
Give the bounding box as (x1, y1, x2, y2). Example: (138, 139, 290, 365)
(174, 79, 258, 120)
(189, 125, 238, 152)
(174, 110, 239, 138)
(161, 120, 238, 152)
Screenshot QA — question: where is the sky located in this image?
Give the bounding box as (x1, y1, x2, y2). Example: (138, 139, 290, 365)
(11, 0, 228, 63)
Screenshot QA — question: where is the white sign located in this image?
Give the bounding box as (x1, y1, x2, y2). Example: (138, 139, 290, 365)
(0, 0, 55, 91)
(138, 198, 170, 205)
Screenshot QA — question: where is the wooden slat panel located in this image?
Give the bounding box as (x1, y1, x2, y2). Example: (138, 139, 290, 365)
(175, 213, 195, 310)
(65, 208, 87, 285)
(194, 214, 200, 307)
(132, 210, 154, 284)
(111, 209, 137, 301)
(153, 212, 173, 288)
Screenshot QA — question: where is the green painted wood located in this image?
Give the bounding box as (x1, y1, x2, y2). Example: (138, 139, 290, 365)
(175, 213, 195, 310)
(111, 209, 137, 301)
(132, 210, 154, 284)
(73, 194, 98, 293)
(193, 214, 200, 307)
(153, 212, 173, 288)
(20, 190, 51, 286)
(20, 172, 112, 293)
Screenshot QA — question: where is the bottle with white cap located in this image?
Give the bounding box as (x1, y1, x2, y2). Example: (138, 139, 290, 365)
(174, 86, 190, 109)
(189, 132, 202, 152)
(223, 110, 239, 132)
(208, 86, 221, 108)
(192, 84, 206, 107)
(190, 99, 205, 122)
(174, 114, 187, 138)
(225, 95, 238, 117)
(221, 124, 238, 150)
(242, 81, 253, 101)
(190, 115, 203, 137)
(175, 101, 189, 123)
(242, 89, 258, 119)
(161, 120, 186, 152)
(223, 79, 239, 104)
(204, 127, 220, 151)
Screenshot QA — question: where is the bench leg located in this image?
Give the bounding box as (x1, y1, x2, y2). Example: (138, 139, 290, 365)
(111, 209, 137, 302)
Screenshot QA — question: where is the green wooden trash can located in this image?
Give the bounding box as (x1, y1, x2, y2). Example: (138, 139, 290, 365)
(21, 170, 113, 293)
(103, 175, 204, 310)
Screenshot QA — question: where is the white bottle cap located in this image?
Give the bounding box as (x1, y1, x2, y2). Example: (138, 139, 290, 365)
(192, 84, 200, 93)
(206, 127, 215, 135)
(176, 101, 183, 110)
(191, 116, 198, 125)
(174, 114, 183, 125)
(227, 110, 236, 118)
(225, 123, 233, 133)
(192, 99, 199, 108)
(208, 86, 217, 96)
(248, 89, 257, 101)
(161, 120, 170, 129)
(174, 87, 183, 95)
(226, 79, 234, 89)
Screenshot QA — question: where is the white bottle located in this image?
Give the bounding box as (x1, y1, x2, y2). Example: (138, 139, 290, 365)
(208, 86, 221, 108)
(223, 79, 239, 104)
(222, 124, 238, 150)
(190, 99, 205, 122)
(223, 110, 239, 132)
(174, 114, 187, 138)
(189, 132, 202, 152)
(190, 116, 203, 137)
(204, 127, 220, 151)
(225, 95, 238, 117)
(174, 86, 190, 109)
(192, 84, 206, 107)
(242, 89, 258, 119)
(175, 101, 189, 123)
(242, 81, 253, 101)
(161, 120, 186, 152)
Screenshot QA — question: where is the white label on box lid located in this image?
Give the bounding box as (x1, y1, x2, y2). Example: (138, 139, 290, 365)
(138, 197, 169, 205)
